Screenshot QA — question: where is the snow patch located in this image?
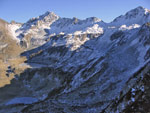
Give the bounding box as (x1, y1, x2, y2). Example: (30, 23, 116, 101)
(8, 24, 21, 42)
(119, 24, 140, 31)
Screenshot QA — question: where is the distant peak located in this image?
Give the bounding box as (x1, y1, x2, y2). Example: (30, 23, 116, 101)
(86, 17, 102, 23)
(39, 11, 59, 19)
(45, 11, 52, 14)
(134, 6, 150, 11)
(126, 6, 149, 14)
(112, 6, 150, 25)
(21, 11, 59, 30)
(44, 11, 57, 16)
(135, 6, 144, 10)
(26, 11, 59, 23)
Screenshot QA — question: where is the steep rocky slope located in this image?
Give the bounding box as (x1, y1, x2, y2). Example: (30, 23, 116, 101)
(16, 11, 59, 49)
(0, 19, 28, 87)
(0, 19, 22, 59)
(0, 6, 150, 113)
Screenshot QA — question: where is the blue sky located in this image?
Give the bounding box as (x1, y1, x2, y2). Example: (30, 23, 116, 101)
(0, 0, 150, 23)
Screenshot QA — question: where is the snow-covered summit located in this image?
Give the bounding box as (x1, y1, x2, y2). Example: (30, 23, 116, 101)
(111, 6, 150, 26)
(20, 11, 59, 30)
(15, 11, 59, 48)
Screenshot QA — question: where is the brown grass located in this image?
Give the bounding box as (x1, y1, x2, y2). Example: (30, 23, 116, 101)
(0, 19, 30, 87)
(0, 56, 29, 87)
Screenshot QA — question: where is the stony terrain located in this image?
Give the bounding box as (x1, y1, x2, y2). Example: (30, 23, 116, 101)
(0, 6, 150, 113)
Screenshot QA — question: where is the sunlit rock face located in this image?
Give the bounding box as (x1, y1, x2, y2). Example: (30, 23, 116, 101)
(0, 6, 150, 113)
(0, 19, 26, 88)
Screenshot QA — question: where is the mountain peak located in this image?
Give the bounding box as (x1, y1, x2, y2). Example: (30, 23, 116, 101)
(20, 11, 59, 30)
(111, 6, 150, 26)
(25, 11, 59, 24)
(125, 6, 149, 16)
(134, 6, 150, 12)
(86, 17, 102, 23)
(134, 6, 145, 10)
(40, 11, 59, 19)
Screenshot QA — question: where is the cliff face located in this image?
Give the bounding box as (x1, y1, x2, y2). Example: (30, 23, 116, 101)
(0, 7, 150, 113)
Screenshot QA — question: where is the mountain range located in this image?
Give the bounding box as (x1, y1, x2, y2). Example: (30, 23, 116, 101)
(0, 6, 150, 113)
